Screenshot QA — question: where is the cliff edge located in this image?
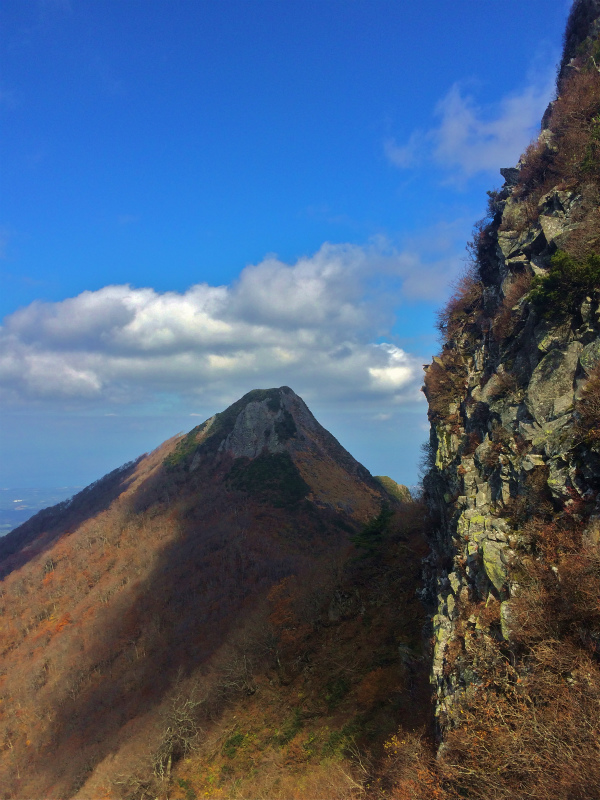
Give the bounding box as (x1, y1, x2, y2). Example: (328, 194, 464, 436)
(422, 1, 600, 795)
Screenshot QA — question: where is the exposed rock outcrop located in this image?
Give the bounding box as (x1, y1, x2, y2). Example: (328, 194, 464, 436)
(424, 0, 600, 735)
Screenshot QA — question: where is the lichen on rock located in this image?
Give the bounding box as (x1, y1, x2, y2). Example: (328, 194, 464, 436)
(423, 1, 600, 740)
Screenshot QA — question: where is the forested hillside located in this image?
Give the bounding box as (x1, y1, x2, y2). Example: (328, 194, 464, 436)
(0, 387, 430, 799)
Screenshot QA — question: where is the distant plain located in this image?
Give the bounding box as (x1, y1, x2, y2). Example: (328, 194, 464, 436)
(0, 487, 78, 536)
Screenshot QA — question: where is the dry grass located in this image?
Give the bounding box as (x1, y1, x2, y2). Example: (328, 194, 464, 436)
(576, 363, 600, 442)
(492, 272, 532, 341)
(423, 351, 468, 424)
(486, 371, 519, 400)
(436, 268, 484, 345)
(505, 59, 600, 259)
(378, 540, 600, 800)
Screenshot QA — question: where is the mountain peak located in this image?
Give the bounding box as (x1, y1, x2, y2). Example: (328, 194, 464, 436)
(217, 386, 307, 459)
(2, 387, 390, 579)
(165, 387, 376, 498)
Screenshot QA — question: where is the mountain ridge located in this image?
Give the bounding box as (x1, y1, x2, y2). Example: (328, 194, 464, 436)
(0, 387, 388, 578)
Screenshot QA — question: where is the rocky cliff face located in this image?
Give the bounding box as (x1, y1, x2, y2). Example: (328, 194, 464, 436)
(424, 0, 600, 738)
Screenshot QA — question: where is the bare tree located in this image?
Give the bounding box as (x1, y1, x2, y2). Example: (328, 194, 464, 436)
(152, 678, 206, 779)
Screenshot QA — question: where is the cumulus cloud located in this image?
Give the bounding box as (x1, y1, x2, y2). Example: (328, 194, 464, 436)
(386, 70, 555, 180)
(0, 242, 434, 413)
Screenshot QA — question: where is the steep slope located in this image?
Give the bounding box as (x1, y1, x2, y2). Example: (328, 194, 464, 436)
(411, 2, 600, 797)
(117, 500, 430, 800)
(0, 387, 422, 799)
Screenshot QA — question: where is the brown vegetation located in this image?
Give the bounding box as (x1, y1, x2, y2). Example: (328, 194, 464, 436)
(485, 370, 519, 400)
(461, 431, 482, 457)
(561, 0, 600, 77)
(97, 501, 432, 800)
(423, 352, 468, 424)
(492, 272, 532, 341)
(377, 532, 600, 800)
(516, 66, 600, 199)
(504, 36, 600, 259)
(504, 467, 555, 526)
(436, 268, 484, 345)
(576, 362, 600, 442)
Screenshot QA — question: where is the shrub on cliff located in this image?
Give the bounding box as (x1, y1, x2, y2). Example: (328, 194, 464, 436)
(436, 267, 484, 344)
(507, 44, 600, 259)
(492, 271, 532, 341)
(529, 249, 600, 317)
(382, 545, 600, 800)
(517, 53, 600, 194)
(423, 351, 468, 424)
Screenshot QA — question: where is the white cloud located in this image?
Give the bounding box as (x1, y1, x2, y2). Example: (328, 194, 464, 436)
(384, 131, 423, 169)
(0, 242, 433, 413)
(432, 79, 554, 177)
(368, 343, 416, 392)
(386, 69, 555, 180)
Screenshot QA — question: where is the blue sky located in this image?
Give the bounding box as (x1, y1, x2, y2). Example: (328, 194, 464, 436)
(0, 0, 572, 488)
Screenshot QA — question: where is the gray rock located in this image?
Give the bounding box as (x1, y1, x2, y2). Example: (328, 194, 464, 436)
(539, 214, 566, 246)
(219, 390, 318, 459)
(482, 540, 509, 593)
(536, 320, 573, 354)
(547, 457, 572, 501)
(580, 338, 600, 374)
(220, 399, 288, 458)
(526, 342, 582, 423)
(500, 166, 520, 187)
(446, 593, 456, 618)
(500, 601, 513, 640)
(580, 297, 593, 324)
(499, 403, 520, 428)
(432, 612, 454, 682)
(537, 188, 572, 216)
(449, 571, 462, 595)
(522, 453, 546, 471)
(497, 229, 524, 260)
(475, 484, 492, 508)
(554, 393, 574, 417)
